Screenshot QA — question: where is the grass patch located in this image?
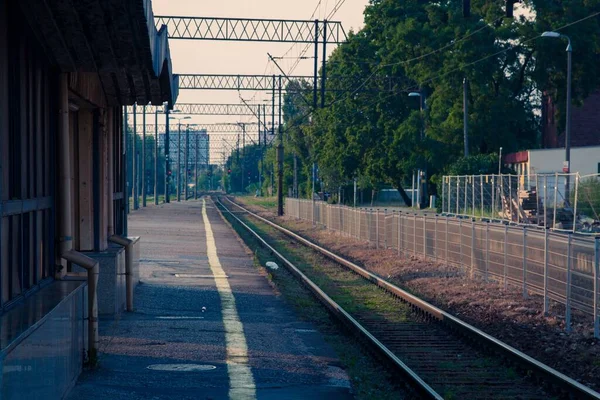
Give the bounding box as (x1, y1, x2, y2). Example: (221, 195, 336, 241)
(235, 196, 278, 212)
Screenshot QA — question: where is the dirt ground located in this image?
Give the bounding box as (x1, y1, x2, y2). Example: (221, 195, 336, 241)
(232, 197, 600, 392)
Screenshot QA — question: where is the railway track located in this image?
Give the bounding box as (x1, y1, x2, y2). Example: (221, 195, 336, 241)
(216, 197, 600, 399)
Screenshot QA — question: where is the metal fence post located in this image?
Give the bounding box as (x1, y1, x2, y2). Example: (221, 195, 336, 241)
(398, 212, 402, 256)
(485, 222, 490, 281)
(523, 226, 528, 298)
(445, 217, 449, 261)
(459, 219, 463, 264)
(471, 219, 475, 278)
(358, 209, 361, 241)
(566, 234, 572, 333)
(434, 215, 438, 260)
(553, 173, 558, 229)
(376, 209, 379, 249)
(471, 176, 475, 218)
(480, 175, 484, 218)
(413, 214, 417, 255)
(509, 175, 513, 222)
(543, 228, 549, 314)
(572, 174, 579, 233)
(594, 237, 599, 339)
(535, 174, 540, 224)
(442, 179, 446, 214)
(464, 177, 468, 215)
(504, 224, 508, 289)
(544, 175, 548, 228)
(423, 216, 427, 257)
(384, 209, 388, 249)
(447, 177, 451, 214)
(456, 177, 460, 214)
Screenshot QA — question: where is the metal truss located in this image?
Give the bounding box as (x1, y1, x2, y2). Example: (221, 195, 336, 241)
(126, 103, 274, 116)
(154, 16, 346, 43)
(178, 74, 311, 91)
(178, 74, 412, 92)
(134, 123, 261, 134)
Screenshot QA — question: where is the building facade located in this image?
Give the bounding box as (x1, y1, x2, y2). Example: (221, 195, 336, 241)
(0, 1, 177, 398)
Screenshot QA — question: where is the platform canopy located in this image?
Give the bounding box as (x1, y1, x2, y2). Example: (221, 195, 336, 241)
(18, 0, 178, 107)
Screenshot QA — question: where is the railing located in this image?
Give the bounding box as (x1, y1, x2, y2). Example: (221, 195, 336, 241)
(285, 198, 600, 337)
(441, 173, 600, 234)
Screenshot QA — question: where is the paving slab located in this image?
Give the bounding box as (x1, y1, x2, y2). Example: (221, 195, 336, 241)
(67, 198, 352, 400)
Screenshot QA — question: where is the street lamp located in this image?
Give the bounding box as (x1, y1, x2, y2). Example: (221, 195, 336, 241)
(542, 31, 573, 201)
(498, 147, 503, 175)
(169, 115, 191, 202)
(408, 91, 427, 208)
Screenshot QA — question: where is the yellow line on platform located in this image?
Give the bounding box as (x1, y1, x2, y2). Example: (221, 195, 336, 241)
(202, 198, 256, 400)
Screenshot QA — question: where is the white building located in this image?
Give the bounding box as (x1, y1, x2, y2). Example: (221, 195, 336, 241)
(505, 145, 600, 177)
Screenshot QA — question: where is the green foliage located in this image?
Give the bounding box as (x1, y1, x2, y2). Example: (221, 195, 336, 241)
(230, 0, 600, 203)
(444, 154, 504, 176)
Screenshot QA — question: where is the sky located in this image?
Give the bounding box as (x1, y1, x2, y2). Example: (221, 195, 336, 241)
(150, 0, 369, 163)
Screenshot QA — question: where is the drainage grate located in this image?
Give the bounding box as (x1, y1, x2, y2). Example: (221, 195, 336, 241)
(147, 364, 216, 372)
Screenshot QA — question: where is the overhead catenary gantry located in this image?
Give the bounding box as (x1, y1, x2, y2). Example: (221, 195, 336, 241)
(177, 74, 407, 92)
(135, 15, 351, 205)
(134, 123, 263, 134)
(126, 103, 275, 116)
(154, 16, 347, 43)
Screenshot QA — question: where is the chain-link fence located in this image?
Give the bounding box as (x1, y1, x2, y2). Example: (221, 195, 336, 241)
(441, 173, 600, 234)
(285, 198, 600, 337)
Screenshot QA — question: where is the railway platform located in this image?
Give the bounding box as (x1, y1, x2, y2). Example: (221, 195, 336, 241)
(67, 198, 352, 400)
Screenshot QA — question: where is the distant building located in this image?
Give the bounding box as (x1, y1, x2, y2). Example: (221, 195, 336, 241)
(505, 89, 600, 179)
(505, 146, 600, 177)
(159, 128, 210, 169)
(541, 90, 600, 148)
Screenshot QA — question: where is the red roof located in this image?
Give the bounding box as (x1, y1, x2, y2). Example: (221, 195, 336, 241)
(504, 151, 528, 164)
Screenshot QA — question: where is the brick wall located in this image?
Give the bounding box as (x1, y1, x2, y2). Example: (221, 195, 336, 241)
(543, 90, 600, 148)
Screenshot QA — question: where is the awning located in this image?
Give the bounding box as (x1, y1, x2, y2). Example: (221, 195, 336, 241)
(18, 0, 178, 107)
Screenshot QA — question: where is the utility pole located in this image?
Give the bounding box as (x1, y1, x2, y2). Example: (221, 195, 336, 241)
(154, 108, 158, 205)
(132, 104, 138, 210)
(313, 19, 319, 111)
(165, 108, 170, 203)
(124, 106, 130, 214)
(277, 75, 284, 216)
(293, 155, 298, 198)
(239, 123, 246, 192)
(142, 105, 147, 207)
(177, 122, 181, 202)
(565, 40, 573, 201)
(263, 104, 267, 189)
(272, 76, 276, 138)
(184, 125, 189, 201)
(312, 20, 319, 204)
(195, 132, 199, 200)
(321, 20, 327, 108)
(354, 177, 357, 207)
(463, 78, 469, 157)
(258, 105, 262, 196)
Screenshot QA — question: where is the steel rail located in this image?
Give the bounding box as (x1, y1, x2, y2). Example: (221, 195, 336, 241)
(222, 196, 600, 400)
(215, 198, 442, 399)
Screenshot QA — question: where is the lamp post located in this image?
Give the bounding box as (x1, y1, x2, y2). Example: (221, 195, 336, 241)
(498, 147, 503, 175)
(237, 123, 246, 193)
(542, 31, 572, 201)
(169, 114, 191, 202)
(409, 91, 427, 208)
